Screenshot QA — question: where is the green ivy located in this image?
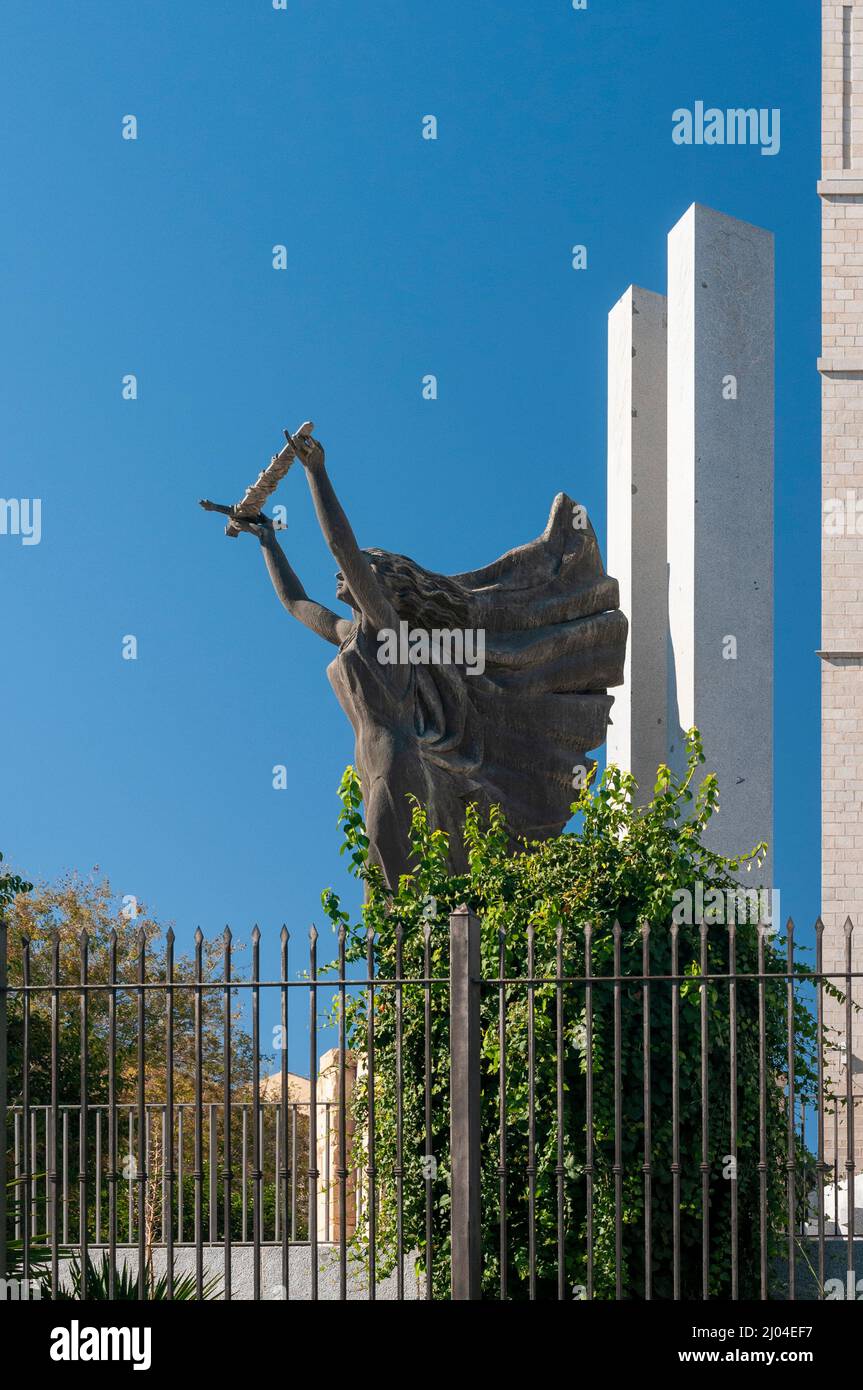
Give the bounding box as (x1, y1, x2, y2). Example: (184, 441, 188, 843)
(322, 731, 830, 1301)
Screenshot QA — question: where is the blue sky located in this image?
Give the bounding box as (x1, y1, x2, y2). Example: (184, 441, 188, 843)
(2, 1, 821, 1048)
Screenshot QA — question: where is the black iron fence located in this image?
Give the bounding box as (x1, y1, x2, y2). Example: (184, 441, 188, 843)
(1, 912, 861, 1300)
(7, 1101, 323, 1247)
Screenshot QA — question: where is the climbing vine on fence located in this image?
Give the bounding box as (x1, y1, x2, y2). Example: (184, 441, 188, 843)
(321, 730, 830, 1300)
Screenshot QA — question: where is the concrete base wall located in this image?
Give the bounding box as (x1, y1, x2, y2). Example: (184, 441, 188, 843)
(773, 1238, 863, 1300)
(57, 1245, 424, 1301)
(49, 1242, 859, 1301)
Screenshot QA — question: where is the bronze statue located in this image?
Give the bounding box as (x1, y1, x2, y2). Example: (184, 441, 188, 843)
(201, 426, 627, 889)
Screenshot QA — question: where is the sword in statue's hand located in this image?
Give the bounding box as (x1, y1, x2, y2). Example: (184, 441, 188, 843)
(199, 421, 315, 536)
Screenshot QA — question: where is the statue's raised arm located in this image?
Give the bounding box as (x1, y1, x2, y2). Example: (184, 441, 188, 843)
(289, 433, 399, 636)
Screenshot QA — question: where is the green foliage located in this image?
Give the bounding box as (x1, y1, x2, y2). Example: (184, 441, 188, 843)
(4, 872, 259, 1111)
(322, 732, 824, 1300)
(4, 1176, 53, 1296)
(3, 869, 272, 1259)
(0, 852, 32, 911)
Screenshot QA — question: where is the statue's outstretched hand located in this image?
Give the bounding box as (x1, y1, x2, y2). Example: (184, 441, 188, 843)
(231, 511, 276, 543)
(287, 429, 325, 473)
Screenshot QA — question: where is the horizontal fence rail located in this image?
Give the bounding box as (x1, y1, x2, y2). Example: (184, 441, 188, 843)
(1, 914, 861, 1300)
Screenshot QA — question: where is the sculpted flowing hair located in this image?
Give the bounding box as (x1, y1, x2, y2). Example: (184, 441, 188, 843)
(363, 548, 470, 631)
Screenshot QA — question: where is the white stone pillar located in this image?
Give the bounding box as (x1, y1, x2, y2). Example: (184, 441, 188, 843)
(315, 1047, 357, 1243)
(606, 285, 668, 804)
(666, 203, 774, 874)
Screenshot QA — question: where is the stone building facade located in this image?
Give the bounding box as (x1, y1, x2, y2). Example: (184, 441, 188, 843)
(820, 0, 863, 1170)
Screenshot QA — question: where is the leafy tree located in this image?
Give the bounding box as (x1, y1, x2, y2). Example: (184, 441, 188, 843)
(1, 852, 32, 911)
(4, 870, 265, 1249)
(322, 730, 825, 1300)
(5, 871, 258, 1108)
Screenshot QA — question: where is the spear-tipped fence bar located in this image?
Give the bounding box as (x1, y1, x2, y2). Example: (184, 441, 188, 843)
(1, 914, 861, 1300)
